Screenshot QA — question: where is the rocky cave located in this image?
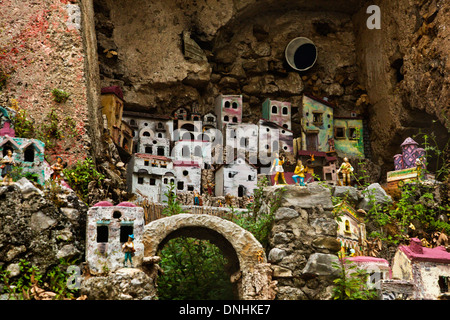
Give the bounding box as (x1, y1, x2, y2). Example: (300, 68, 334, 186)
(93, 0, 449, 176)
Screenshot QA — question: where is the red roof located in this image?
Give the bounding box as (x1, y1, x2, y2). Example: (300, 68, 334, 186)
(135, 153, 172, 162)
(173, 160, 201, 168)
(303, 93, 335, 108)
(399, 238, 450, 264)
(101, 86, 123, 100)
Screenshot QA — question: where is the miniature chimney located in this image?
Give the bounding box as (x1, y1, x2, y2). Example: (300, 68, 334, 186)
(410, 238, 423, 254)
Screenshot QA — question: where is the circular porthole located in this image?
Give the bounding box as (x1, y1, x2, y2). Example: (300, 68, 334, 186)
(113, 211, 122, 219)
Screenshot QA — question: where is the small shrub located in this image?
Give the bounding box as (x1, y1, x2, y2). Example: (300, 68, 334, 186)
(51, 88, 70, 103)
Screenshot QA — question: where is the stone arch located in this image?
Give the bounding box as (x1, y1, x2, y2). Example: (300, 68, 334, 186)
(142, 214, 275, 300)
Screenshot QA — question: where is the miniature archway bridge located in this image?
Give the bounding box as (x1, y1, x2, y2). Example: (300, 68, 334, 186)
(142, 214, 276, 300)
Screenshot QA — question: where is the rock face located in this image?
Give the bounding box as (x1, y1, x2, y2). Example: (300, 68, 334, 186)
(266, 183, 340, 300)
(80, 267, 157, 300)
(0, 180, 87, 275)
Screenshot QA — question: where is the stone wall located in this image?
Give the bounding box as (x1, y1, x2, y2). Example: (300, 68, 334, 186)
(266, 183, 341, 299)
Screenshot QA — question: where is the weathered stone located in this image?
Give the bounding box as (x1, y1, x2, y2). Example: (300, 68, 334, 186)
(333, 186, 359, 203)
(358, 183, 393, 211)
(31, 212, 57, 233)
(268, 248, 287, 262)
(271, 265, 292, 278)
(302, 253, 340, 277)
(312, 236, 341, 253)
(56, 244, 80, 260)
(276, 286, 307, 300)
(268, 183, 333, 210)
(15, 178, 44, 199)
(274, 207, 299, 221)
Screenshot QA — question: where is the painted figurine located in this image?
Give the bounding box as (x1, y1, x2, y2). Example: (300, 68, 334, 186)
(292, 159, 306, 186)
(50, 156, 64, 181)
(1, 149, 16, 186)
(415, 157, 426, 181)
(122, 234, 135, 268)
(337, 157, 354, 186)
(194, 190, 200, 206)
(270, 153, 287, 185)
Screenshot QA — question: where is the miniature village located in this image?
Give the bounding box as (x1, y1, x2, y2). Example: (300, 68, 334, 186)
(0, 0, 449, 303)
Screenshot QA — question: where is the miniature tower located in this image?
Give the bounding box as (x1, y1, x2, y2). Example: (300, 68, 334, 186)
(393, 154, 404, 170)
(262, 98, 292, 130)
(215, 94, 243, 129)
(400, 137, 419, 168)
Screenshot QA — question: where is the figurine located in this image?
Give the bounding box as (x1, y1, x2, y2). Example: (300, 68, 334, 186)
(415, 157, 426, 181)
(337, 157, 354, 186)
(1, 149, 16, 186)
(122, 234, 135, 268)
(193, 190, 200, 206)
(292, 159, 306, 186)
(270, 153, 287, 185)
(50, 156, 65, 181)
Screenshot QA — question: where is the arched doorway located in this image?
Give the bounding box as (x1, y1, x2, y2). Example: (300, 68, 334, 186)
(142, 214, 275, 300)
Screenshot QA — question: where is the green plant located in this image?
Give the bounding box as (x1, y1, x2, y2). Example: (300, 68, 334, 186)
(233, 177, 285, 249)
(63, 157, 104, 203)
(331, 257, 378, 300)
(158, 237, 234, 300)
(10, 107, 36, 139)
(162, 182, 183, 216)
(413, 131, 450, 181)
(51, 88, 70, 103)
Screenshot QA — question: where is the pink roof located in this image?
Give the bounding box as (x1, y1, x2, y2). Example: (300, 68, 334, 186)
(93, 201, 114, 207)
(399, 238, 450, 264)
(400, 137, 418, 147)
(347, 256, 390, 267)
(116, 202, 137, 207)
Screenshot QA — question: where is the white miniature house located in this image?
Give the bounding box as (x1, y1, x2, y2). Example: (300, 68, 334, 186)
(86, 201, 145, 273)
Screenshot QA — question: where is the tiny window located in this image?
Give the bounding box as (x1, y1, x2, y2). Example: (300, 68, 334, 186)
(138, 177, 144, 184)
(145, 146, 153, 154)
(183, 170, 189, 176)
(113, 211, 122, 219)
(163, 178, 168, 184)
(157, 146, 165, 156)
(24, 146, 35, 162)
(119, 225, 133, 243)
(335, 127, 346, 139)
(150, 178, 156, 185)
(271, 105, 278, 114)
(157, 133, 162, 138)
(248, 175, 253, 181)
(282, 107, 288, 115)
(228, 172, 233, 178)
(207, 116, 214, 122)
(349, 128, 359, 140)
(130, 119, 136, 126)
(224, 115, 229, 122)
(283, 124, 288, 129)
(187, 185, 194, 191)
(97, 225, 109, 243)
(224, 101, 231, 108)
(232, 116, 238, 123)
(345, 220, 351, 233)
(232, 102, 238, 109)
(177, 181, 184, 190)
(312, 112, 323, 125)
(144, 160, 149, 166)
(143, 131, 151, 137)
(439, 276, 449, 293)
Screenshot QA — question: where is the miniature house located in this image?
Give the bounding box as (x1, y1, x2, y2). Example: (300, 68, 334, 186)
(215, 156, 257, 197)
(215, 94, 243, 129)
(391, 238, 450, 300)
(172, 139, 211, 168)
(202, 112, 217, 130)
(393, 137, 426, 170)
(126, 153, 175, 202)
(86, 201, 145, 273)
(138, 127, 171, 158)
(224, 122, 259, 163)
(333, 117, 365, 158)
(297, 150, 337, 184)
(334, 201, 367, 256)
(301, 94, 334, 152)
(100, 86, 133, 155)
(173, 106, 189, 121)
(0, 135, 46, 185)
(262, 98, 292, 130)
(173, 160, 202, 193)
(122, 111, 173, 154)
(347, 256, 392, 289)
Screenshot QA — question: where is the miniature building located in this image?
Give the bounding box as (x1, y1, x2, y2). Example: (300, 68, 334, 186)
(126, 153, 175, 202)
(172, 139, 211, 168)
(122, 111, 173, 154)
(334, 201, 367, 256)
(391, 238, 450, 300)
(297, 150, 337, 184)
(173, 160, 202, 193)
(262, 98, 292, 130)
(215, 94, 243, 129)
(202, 112, 217, 130)
(301, 94, 334, 152)
(224, 122, 259, 164)
(138, 127, 171, 158)
(0, 135, 46, 185)
(215, 156, 257, 197)
(347, 256, 392, 289)
(333, 116, 365, 158)
(100, 86, 133, 154)
(86, 201, 145, 273)
(393, 137, 426, 170)
(173, 106, 189, 121)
